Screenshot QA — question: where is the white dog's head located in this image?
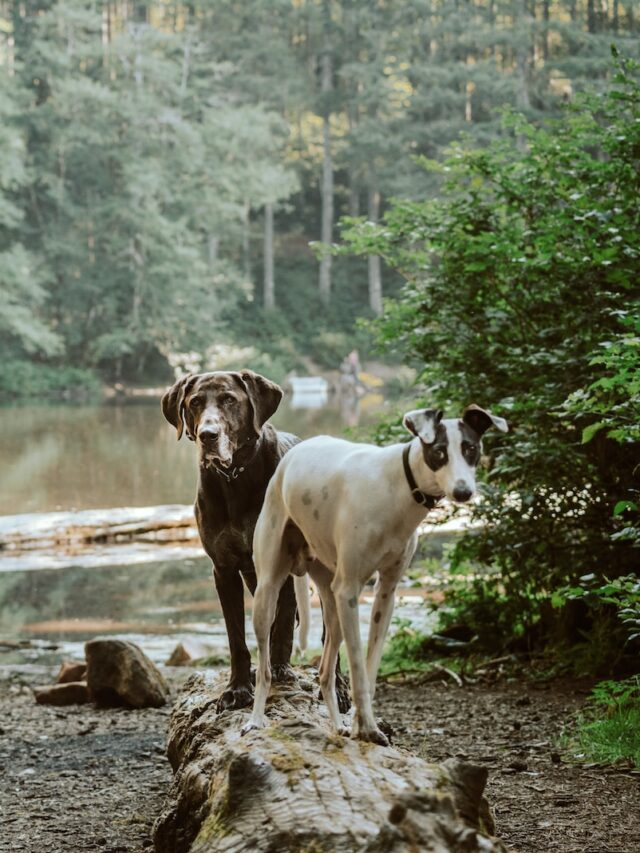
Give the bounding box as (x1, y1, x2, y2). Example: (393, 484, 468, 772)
(403, 405, 508, 503)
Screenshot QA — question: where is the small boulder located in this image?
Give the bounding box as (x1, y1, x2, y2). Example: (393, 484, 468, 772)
(34, 682, 90, 706)
(56, 660, 87, 684)
(85, 638, 169, 708)
(165, 639, 212, 667)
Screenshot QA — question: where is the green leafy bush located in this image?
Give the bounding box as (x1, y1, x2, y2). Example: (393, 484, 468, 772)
(0, 360, 102, 401)
(379, 618, 431, 676)
(559, 574, 640, 647)
(339, 52, 640, 664)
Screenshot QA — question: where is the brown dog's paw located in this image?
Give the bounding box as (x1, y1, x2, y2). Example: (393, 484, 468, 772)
(335, 671, 351, 714)
(271, 663, 297, 684)
(216, 684, 253, 712)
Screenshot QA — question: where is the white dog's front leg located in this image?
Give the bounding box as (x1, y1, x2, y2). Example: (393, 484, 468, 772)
(309, 563, 345, 732)
(334, 578, 388, 746)
(365, 575, 398, 701)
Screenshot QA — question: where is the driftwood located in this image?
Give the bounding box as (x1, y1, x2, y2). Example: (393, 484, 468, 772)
(0, 504, 199, 553)
(0, 504, 471, 555)
(153, 670, 506, 853)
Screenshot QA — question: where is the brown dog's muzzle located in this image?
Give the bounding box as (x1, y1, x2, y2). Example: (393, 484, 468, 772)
(196, 407, 234, 468)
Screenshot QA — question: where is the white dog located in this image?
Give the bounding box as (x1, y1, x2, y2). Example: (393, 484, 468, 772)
(243, 405, 508, 745)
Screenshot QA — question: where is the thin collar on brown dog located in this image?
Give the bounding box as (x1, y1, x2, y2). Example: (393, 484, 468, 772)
(212, 435, 261, 482)
(402, 442, 440, 509)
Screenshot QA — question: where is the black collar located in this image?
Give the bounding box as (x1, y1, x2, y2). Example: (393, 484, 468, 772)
(402, 442, 441, 509)
(207, 435, 262, 482)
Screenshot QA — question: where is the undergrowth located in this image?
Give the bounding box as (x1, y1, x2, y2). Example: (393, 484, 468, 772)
(563, 677, 640, 767)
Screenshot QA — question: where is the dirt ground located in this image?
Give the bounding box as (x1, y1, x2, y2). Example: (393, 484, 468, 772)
(1, 665, 639, 853)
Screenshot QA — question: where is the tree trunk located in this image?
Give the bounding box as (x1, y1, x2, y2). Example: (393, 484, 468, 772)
(318, 2, 334, 304)
(242, 199, 251, 281)
(587, 0, 596, 33)
(152, 671, 506, 853)
(367, 187, 383, 316)
(263, 203, 275, 311)
(347, 100, 360, 217)
(207, 235, 219, 266)
(516, 0, 531, 111)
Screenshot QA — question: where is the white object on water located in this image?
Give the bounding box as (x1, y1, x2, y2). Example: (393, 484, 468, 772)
(287, 376, 329, 410)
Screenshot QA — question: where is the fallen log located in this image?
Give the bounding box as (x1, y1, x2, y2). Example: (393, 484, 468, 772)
(153, 669, 506, 853)
(0, 504, 198, 552)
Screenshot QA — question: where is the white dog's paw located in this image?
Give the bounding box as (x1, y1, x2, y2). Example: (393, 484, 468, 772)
(241, 716, 267, 736)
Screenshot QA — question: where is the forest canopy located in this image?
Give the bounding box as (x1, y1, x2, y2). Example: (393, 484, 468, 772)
(0, 0, 637, 394)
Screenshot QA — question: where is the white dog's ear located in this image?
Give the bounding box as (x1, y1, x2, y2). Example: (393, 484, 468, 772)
(403, 408, 443, 444)
(462, 404, 509, 436)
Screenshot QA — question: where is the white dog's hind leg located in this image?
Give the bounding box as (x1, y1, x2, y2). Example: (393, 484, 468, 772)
(294, 574, 311, 655)
(242, 578, 281, 732)
(333, 573, 388, 746)
(242, 507, 290, 735)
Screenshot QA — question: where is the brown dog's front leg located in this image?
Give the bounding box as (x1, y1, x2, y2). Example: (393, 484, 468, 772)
(213, 567, 253, 711)
(334, 659, 351, 714)
(270, 575, 297, 684)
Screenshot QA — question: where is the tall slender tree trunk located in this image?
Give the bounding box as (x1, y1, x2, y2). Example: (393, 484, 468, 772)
(242, 199, 251, 281)
(318, 3, 333, 304)
(346, 1, 360, 218)
(587, 0, 596, 32)
(516, 0, 531, 110)
(208, 235, 219, 266)
(347, 102, 360, 217)
(263, 203, 275, 311)
(542, 0, 549, 60)
(367, 188, 382, 316)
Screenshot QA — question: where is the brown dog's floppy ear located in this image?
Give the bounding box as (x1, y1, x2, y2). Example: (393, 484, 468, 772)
(463, 404, 509, 437)
(236, 370, 283, 438)
(161, 374, 197, 440)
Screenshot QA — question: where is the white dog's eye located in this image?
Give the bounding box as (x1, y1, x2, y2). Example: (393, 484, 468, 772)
(433, 449, 444, 460)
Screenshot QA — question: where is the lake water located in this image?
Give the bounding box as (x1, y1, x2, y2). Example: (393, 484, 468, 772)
(0, 393, 440, 665)
(0, 393, 386, 515)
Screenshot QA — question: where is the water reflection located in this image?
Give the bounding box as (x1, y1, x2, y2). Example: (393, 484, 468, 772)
(0, 553, 435, 665)
(0, 392, 394, 661)
(0, 394, 386, 515)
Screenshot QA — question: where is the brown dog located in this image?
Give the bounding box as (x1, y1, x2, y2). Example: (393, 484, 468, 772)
(161, 370, 299, 711)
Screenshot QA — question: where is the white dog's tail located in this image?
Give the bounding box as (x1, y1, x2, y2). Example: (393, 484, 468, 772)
(294, 574, 311, 655)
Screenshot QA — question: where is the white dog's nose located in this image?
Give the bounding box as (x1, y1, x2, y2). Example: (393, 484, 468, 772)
(452, 482, 473, 503)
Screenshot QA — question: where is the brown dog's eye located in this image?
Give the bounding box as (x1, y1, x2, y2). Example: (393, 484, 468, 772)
(219, 394, 235, 405)
(190, 396, 204, 409)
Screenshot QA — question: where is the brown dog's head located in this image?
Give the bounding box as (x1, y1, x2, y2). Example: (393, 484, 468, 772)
(161, 370, 283, 470)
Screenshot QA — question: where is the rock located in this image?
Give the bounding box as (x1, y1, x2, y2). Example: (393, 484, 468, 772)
(56, 660, 87, 684)
(34, 682, 90, 706)
(85, 639, 169, 708)
(165, 640, 213, 667)
(153, 670, 505, 853)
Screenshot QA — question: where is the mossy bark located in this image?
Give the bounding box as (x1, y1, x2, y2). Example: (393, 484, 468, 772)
(153, 670, 506, 853)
